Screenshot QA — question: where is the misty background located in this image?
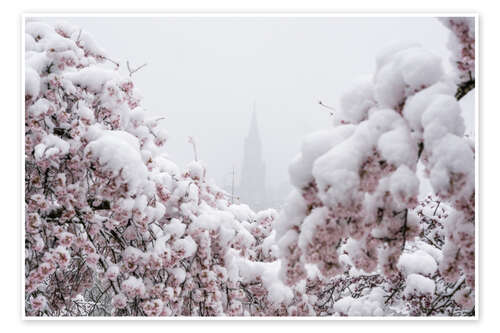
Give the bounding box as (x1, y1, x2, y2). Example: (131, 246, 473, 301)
(44, 16, 453, 209)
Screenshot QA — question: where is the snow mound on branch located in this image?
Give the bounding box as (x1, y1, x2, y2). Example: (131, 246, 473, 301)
(397, 250, 437, 277)
(228, 203, 255, 222)
(421, 95, 465, 143)
(311, 108, 406, 207)
(173, 236, 197, 258)
(25, 21, 56, 41)
(428, 134, 474, 195)
(439, 17, 475, 82)
(122, 276, 146, 298)
(190, 204, 256, 248)
(65, 66, 118, 92)
(34, 134, 70, 160)
(297, 207, 328, 251)
(374, 43, 443, 109)
(25, 51, 51, 75)
(378, 126, 417, 167)
(25, 67, 40, 99)
(404, 273, 435, 296)
(28, 98, 52, 118)
(164, 218, 186, 238)
(85, 130, 149, 194)
(403, 82, 456, 135)
(339, 76, 376, 124)
(389, 165, 420, 209)
(289, 125, 355, 189)
(154, 156, 180, 177)
(186, 160, 205, 180)
(228, 250, 293, 304)
(333, 287, 386, 316)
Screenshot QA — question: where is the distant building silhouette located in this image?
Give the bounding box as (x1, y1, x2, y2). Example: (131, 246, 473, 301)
(239, 109, 267, 210)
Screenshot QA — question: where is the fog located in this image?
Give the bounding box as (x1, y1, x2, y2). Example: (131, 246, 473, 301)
(44, 16, 451, 207)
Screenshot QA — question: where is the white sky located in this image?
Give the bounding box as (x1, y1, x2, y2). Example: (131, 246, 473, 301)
(44, 16, 452, 193)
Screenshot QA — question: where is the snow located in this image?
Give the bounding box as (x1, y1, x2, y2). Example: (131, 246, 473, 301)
(402, 82, 455, 134)
(439, 17, 475, 82)
(85, 130, 149, 194)
(187, 183, 199, 202)
(374, 44, 443, 108)
(186, 161, 205, 180)
(105, 265, 120, 281)
(154, 156, 180, 177)
(404, 273, 435, 296)
(169, 267, 186, 283)
(145, 203, 166, 221)
(25, 21, 54, 41)
(428, 134, 475, 197)
(191, 209, 233, 231)
(289, 125, 355, 189)
(375, 41, 420, 70)
(333, 287, 386, 316)
(228, 250, 293, 304)
(398, 250, 438, 277)
(43, 33, 79, 53)
(339, 76, 375, 124)
(310, 109, 403, 207)
(389, 165, 420, 208)
(34, 134, 70, 160)
(28, 98, 52, 118)
(25, 67, 40, 98)
(164, 218, 186, 238)
(73, 29, 108, 58)
(415, 240, 443, 264)
(122, 276, 146, 297)
(173, 236, 197, 258)
(77, 104, 95, 123)
(64, 66, 119, 93)
(123, 246, 143, 263)
(25, 51, 51, 74)
(25, 34, 40, 52)
(261, 230, 279, 258)
(275, 190, 308, 239)
(374, 61, 406, 109)
(459, 88, 475, 139)
(397, 47, 443, 92)
(312, 139, 362, 207)
(227, 203, 255, 222)
(377, 126, 417, 167)
(421, 95, 465, 144)
(298, 207, 328, 251)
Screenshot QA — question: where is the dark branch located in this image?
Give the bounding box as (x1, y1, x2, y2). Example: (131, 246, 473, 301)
(455, 79, 475, 101)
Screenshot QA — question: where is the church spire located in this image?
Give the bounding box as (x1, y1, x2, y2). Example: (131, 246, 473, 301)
(249, 109, 259, 139)
(239, 103, 266, 210)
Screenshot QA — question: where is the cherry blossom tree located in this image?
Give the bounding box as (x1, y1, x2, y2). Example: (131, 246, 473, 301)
(275, 16, 475, 316)
(24, 20, 288, 317)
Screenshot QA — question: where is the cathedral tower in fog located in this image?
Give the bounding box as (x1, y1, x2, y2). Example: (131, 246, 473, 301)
(239, 109, 266, 210)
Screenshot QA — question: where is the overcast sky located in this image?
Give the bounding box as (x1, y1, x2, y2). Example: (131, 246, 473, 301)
(43, 16, 452, 195)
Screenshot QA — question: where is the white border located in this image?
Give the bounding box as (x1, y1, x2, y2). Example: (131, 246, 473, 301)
(20, 12, 479, 322)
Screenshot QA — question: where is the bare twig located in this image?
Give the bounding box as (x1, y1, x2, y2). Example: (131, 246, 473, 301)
(126, 60, 148, 77)
(76, 29, 82, 43)
(102, 56, 120, 69)
(188, 136, 198, 161)
(318, 100, 335, 116)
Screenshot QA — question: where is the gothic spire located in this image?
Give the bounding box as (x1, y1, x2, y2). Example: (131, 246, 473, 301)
(239, 103, 266, 210)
